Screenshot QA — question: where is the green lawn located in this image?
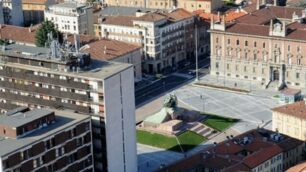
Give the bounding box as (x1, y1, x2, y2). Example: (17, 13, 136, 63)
(202, 114, 239, 132)
(137, 130, 206, 152)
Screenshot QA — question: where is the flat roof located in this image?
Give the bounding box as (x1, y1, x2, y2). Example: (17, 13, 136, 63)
(0, 44, 133, 80)
(0, 109, 53, 128)
(0, 108, 90, 157)
(97, 6, 158, 16)
(50, 2, 86, 9)
(1, 59, 132, 81)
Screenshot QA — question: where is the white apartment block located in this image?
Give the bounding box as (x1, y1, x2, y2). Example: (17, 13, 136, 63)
(95, 9, 195, 74)
(45, 2, 93, 35)
(0, 44, 137, 172)
(0, 0, 23, 26)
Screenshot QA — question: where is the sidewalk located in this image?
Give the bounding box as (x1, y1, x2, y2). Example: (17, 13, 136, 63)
(197, 75, 279, 98)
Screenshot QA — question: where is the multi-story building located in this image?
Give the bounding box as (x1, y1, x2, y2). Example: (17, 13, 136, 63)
(105, 0, 223, 12)
(105, 0, 177, 9)
(22, 0, 56, 26)
(95, 8, 195, 73)
(209, 5, 306, 89)
(272, 100, 306, 141)
(158, 128, 304, 172)
(177, 0, 223, 12)
(0, 0, 24, 26)
(0, 107, 93, 171)
(0, 42, 137, 172)
(45, 2, 94, 35)
(0, 24, 143, 81)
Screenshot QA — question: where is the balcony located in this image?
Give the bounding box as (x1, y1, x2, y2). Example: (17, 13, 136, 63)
(0, 91, 91, 114)
(0, 67, 90, 90)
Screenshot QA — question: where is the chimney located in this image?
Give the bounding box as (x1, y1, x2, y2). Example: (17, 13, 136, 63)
(256, 0, 260, 10)
(274, 0, 277, 6)
(217, 11, 220, 22)
(269, 19, 273, 35)
(28, 24, 33, 33)
(282, 21, 286, 36)
(210, 14, 214, 29)
(103, 45, 107, 54)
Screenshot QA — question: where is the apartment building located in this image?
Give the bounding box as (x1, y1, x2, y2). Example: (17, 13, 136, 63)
(22, 0, 56, 26)
(95, 8, 195, 74)
(177, 0, 223, 12)
(0, 107, 93, 171)
(159, 129, 304, 172)
(0, 0, 24, 26)
(209, 5, 306, 89)
(0, 43, 137, 172)
(105, 0, 176, 9)
(0, 24, 143, 81)
(45, 2, 94, 35)
(272, 100, 306, 141)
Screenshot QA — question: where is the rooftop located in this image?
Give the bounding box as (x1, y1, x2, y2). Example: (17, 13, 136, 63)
(272, 101, 306, 119)
(80, 39, 141, 61)
(0, 108, 89, 157)
(95, 6, 158, 16)
(211, 6, 306, 41)
(49, 2, 86, 9)
(158, 128, 303, 172)
(0, 108, 53, 128)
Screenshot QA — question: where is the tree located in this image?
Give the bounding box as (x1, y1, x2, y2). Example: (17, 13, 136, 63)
(35, 20, 62, 47)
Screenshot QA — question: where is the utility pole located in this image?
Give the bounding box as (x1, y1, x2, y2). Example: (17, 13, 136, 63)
(195, 22, 199, 82)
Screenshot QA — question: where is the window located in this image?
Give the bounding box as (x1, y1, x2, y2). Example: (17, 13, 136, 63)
(288, 45, 291, 51)
(254, 42, 257, 47)
(296, 73, 300, 79)
(227, 39, 230, 44)
(216, 62, 219, 69)
(227, 64, 229, 70)
(245, 41, 248, 46)
(236, 40, 239, 45)
(244, 66, 247, 72)
(216, 37, 219, 43)
(263, 42, 266, 48)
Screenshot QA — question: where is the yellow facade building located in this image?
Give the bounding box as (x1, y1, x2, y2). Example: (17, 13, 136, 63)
(272, 101, 306, 141)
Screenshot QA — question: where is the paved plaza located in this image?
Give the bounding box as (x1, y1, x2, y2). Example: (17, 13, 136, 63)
(137, 144, 184, 172)
(136, 74, 286, 171)
(174, 85, 281, 133)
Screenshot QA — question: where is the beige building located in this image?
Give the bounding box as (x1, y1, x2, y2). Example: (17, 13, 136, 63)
(105, 0, 176, 9)
(209, 5, 306, 89)
(177, 0, 223, 12)
(95, 9, 195, 74)
(105, 0, 223, 12)
(272, 101, 306, 141)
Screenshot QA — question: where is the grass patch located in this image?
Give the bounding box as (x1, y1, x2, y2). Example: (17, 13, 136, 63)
(273, 94, 280, 98)
(137, 130, 206, 152)
(202, 114, 239, 132)
(176, 131, 207, 152)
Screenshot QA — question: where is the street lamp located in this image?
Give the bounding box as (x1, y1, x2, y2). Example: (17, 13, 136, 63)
(195, 18, 199, 82)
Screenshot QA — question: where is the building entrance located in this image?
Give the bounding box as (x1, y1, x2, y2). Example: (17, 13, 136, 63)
(273, 70, 279, 81)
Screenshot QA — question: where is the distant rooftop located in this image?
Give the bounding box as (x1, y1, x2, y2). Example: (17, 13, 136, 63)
(96, 6, 158, 16)
(0, 108, 89, 157)
(272, 100, 306, 119)
(49, 2, 86, 9)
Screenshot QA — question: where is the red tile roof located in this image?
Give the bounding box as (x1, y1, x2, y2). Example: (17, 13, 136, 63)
(0, 24, 38, 45)
(80, 39, 141, 61)
(158, 129, 303, 172)
(272, 101, 306, 120)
